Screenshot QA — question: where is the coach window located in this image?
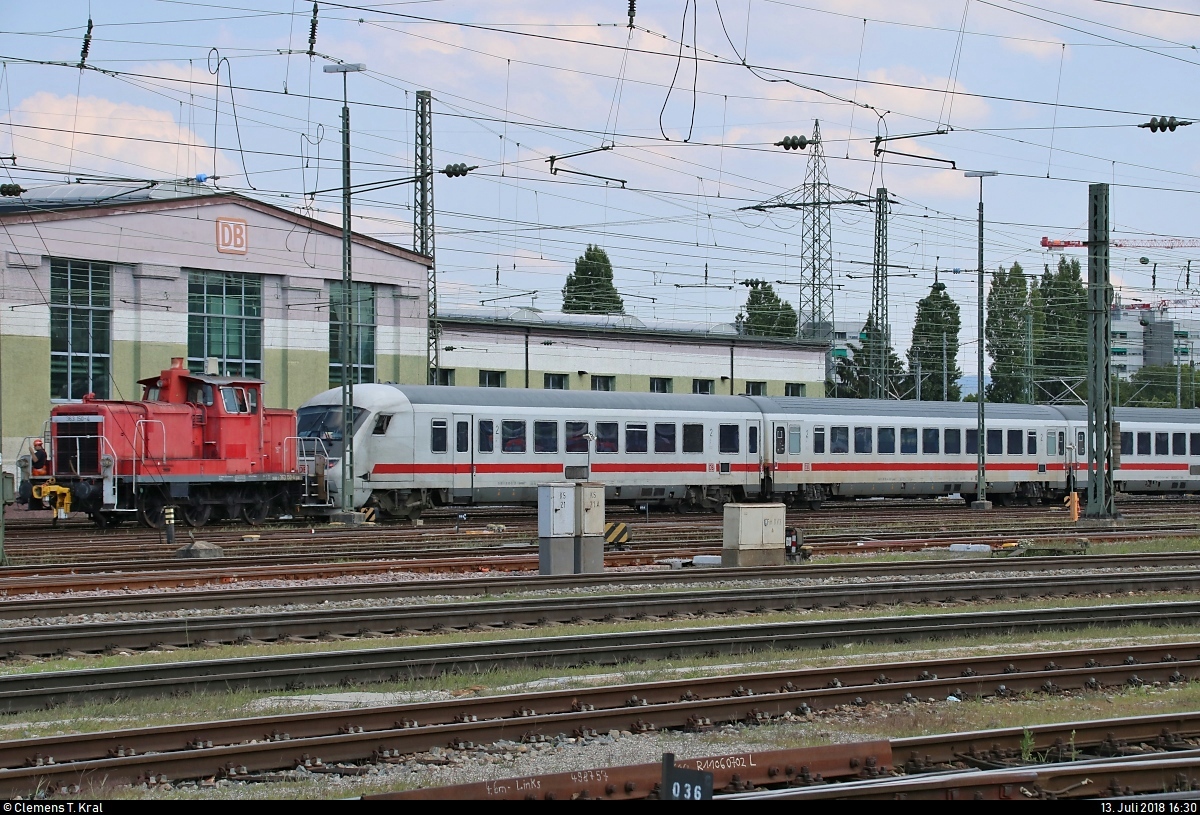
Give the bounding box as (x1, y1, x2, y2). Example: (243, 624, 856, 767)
(534, 421, 558, 453)
(456, 421, 469, 453)
(1156, 432, 1170, 456)
(372, 414, 393, 435)
(945, 428, 961, 455)
(749, 426, 758, 454)
(878, 427, 896, 454)
(1077, 431, 1086, 455)
(566, 421, 590, 453)
(813, 427, 826, 454)
(1007, 429, 1023, 455)
(1174, 432, 1187, 456)
(854, 427, 872, 454)
(478, 420, 494, 453)
(502, 420, 526, 453)
(831, 426, 849, 454)
(683, 424, 705, 453)
(720, 424, 740, 454)
(900, 428, 918, 454)
(1137, 432, 1151, 455)
(1027, 430, 1037, 455)
(1120, 432, 1132, 457)
(966, 429, 978, 455)
(987, 429, 1003, 456)
(655, 423, 676, 453)
(1192, 433, 1200, 455)
(923, 429, 939, 454)
(1058, 431, 1065, 454)
(597, 422, 620, 452)
(626, 423, 648, 453)
(789, 426, 802, 455)
(431, 419, 448, 454)
(775, 426, 786, 455)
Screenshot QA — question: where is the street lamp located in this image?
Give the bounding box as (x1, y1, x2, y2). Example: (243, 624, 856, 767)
(324, 62, 366, 516)
(964, 170, 998, 510)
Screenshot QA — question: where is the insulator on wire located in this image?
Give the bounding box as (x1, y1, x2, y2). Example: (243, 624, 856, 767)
(0, 184, 25, 197)
(79, 17, 93, 67)
(308, 3, 319, 57)
(628, 0, 636, 28)
(442, 163, 474, 178)
(1139, 115, 1192, 132)
(775, 135, 809, 151)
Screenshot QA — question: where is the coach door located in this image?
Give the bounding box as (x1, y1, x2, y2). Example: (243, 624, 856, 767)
(452, 414, 473, 497)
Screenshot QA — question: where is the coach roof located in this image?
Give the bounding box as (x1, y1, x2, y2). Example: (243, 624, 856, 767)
(753, 397, 1070, 421)
(385, 384, 755, 413)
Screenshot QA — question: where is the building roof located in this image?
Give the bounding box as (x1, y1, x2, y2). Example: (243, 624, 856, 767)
(0, 182, 432, 266)
(439, 304, 824, 348)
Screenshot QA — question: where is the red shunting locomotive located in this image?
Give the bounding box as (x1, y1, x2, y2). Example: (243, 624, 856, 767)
(20, 358, 324, 527)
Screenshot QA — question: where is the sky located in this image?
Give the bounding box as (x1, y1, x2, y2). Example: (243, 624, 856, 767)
(3, 0, 1200, 379)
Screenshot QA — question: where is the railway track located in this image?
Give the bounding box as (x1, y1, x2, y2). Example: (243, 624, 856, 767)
(1, 599, 1199, 713)
(7, 549, 1200, 617)
(7, 567, 1200, 658)
(3, 642, 1198, 796)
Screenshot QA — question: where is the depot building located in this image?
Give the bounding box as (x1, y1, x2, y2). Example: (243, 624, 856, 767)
(0, 182, 830, 463)
(0, 182, 431, 461)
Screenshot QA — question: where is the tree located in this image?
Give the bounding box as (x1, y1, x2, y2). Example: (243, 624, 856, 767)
(985, 262, 1030, 403)
(831, 313, 906, 399)
(562, 245, 624, 314)
(735, 280, 798, 338)
(1035, 255, 1088, 402)
(1120, 364, 1195, 408)
(905, 282, 963, 401)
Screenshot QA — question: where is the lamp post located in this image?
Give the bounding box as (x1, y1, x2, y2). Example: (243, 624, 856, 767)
(965, 170, 998, 510)
(324, 62, 366, 515)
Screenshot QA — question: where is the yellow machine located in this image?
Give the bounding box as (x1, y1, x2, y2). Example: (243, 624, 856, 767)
(32, 481, 72, 520)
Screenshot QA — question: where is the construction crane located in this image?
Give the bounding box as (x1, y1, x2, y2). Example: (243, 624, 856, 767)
(1041, 236, 1200, 250)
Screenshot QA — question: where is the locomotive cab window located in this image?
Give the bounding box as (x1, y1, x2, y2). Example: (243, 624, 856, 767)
(854, 427, 872, 454)
(1174, 432, 1187, 456)
(247, 389, 258, 414)
(813, 427, 825, 454)
(596, 422, 619, 453)
(502, 420, 526, 453)
(431, 419, 448, 454)
(683, 424, 704, 454)
(1120, 432, 1132, 456)
(719, 424, 740, 455)
(655, 423, 676, 453)
(831, 426, 849, 454)
(534, 421, 558, 453)
(456, 421, 469, 453)
(900, 428, 917, 454)
(626, 423, 648, 453)
(878, 427, 896, 454)
(945, 429, 961, 454)
(221, 387, 249, 414)
(566, 421, 590, 453)
(1138, 432, 1151, 455)
(478, 420, 494, 453)
(372, 414, 393, 435)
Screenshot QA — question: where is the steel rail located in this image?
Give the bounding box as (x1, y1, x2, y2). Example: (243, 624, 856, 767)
(7, 549, 1200, 618)
(6, 569, 1200, 657)
(2, 600, 1200, 713)
(3, 643, 1197, 797)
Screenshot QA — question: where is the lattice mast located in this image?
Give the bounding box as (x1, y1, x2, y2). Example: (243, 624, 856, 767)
(799, 120, 834, 347)
(870, 187, 890, 399)
(414, 90, 438, 382)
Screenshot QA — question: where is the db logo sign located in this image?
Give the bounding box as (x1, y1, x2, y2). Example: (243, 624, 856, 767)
(215, 217, 248, 254)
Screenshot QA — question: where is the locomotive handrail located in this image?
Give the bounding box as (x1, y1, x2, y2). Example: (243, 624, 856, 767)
(285, 435, 331, 472)
(133, 420, 168, 465)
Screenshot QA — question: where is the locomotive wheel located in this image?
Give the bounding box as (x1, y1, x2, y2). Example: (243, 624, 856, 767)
(241, 499, 270, 525)
(181, 503, 212, 528)
(137, 499, 166, 529)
